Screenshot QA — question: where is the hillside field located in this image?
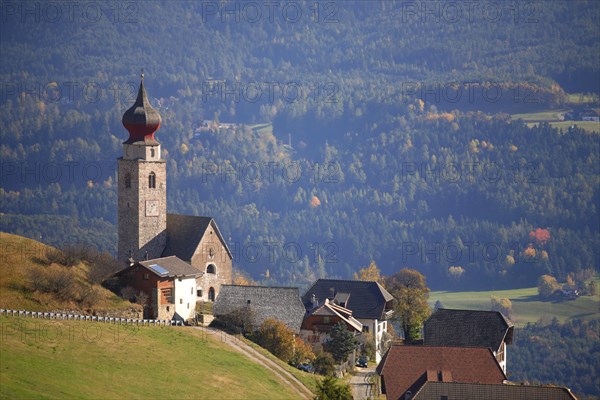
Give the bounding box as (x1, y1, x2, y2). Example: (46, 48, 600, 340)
(0, 316, 302, 400)
(429, 285, 600, 325)
(0, 232, 133, 313)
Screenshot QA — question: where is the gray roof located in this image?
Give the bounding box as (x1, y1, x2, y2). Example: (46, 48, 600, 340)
(302, 279, 394, 320)
(138, 256, 200, 278)
(162, 213, 232, 261)
(213, 285, 307, 332)
(413, 382, 577, 400)
(423, 309, 514, 352)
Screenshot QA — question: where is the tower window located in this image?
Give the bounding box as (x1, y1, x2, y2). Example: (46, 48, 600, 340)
(150, 148, 155, 157)
(149, 172, 156, 188)
(125, 173, 131, 189)
(207, 264, 216, 274)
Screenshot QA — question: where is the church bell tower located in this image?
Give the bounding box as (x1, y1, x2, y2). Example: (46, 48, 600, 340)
(117, 73, 167, 262)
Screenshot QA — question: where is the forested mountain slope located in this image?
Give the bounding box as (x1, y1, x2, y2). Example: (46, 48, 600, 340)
(1, 0, 598, 289)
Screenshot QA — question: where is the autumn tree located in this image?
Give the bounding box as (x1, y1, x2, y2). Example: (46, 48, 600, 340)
(353, 260, 383, 283)
(233, 269, 257, 286)
(529, 228, 551, 245)
(253, 319, 314, 365)
(538, 275, 561, 298)
(491, 296, 513, 320)
(385, 269, 431, 341)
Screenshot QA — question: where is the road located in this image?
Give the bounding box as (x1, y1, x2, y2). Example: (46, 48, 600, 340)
(350, 366, 378, 400)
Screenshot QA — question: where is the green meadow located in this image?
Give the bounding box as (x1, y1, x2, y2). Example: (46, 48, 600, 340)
(429, 285, 599, 326)
(0, 317, 301, 400)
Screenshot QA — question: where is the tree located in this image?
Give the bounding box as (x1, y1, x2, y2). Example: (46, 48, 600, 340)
(232, 269, 257, 286)
(491, 296, 513, 320)
(290, 336, 316, 366)
(433, 300, 444, 311)
(538, 275, 561, 298)
(358, 332, 376, 361)
(385, 269, 431, 341)
(353, 260, 383, 283)
(313, 351, 336, 376)
(254, 319, 296, 363)
(314, 376, 352, 400)
(325, 322, 358, 363)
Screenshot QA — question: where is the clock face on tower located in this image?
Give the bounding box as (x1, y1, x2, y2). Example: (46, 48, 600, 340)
(145, 200, 159, 217)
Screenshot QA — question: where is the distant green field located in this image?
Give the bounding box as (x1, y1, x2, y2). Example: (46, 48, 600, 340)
(545, 121, 599, 133)
(0, 317, 301, 400)
(249, 122, 273, 136)
(566, 93, 599, 104)
(510, 109, 599, 133)
(429, 286, 600, 326)
(511, 109, 569, 122)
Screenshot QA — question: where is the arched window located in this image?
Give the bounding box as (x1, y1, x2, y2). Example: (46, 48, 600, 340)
(125, 173, 131, 189)
(148, 172, 156, 188)
(206, 264, 216, 274)
(208, 287, 216, 301)
(150, 148, 155, 158)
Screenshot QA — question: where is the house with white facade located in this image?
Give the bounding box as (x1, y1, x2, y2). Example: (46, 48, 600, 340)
(302, 279, 394, 363)
(116, 256, 200, 322)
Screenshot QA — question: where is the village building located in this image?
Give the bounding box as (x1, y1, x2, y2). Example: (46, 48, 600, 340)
(376, 345, 507, 400)
(115, 74, 232, 317)
(116, 256, 199, 320)
(302, 279, 394, 362)
(213, 285, 306, 332)
(300, 297, 363, 345)
(411, 381, 578, 400)
(423, 309, 513, 373)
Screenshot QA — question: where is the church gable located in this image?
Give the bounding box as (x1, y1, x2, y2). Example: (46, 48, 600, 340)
(162, 213, 232, 288)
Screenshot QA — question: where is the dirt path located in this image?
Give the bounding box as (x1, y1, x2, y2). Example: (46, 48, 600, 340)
(350, 366, 377, 400)
(194, 326, 313, 400)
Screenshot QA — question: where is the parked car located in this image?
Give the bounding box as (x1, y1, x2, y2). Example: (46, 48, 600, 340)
(297, 363, 314, 373)
(356, 356, 368, 368)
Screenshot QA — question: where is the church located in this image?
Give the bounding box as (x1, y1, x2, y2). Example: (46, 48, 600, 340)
(115, 74, 232, 321)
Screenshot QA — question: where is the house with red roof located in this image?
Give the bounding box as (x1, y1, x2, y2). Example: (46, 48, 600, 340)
(376, 345, 506, 400)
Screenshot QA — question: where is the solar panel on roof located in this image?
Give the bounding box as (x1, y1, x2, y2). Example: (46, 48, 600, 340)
(148, 264, 169, 275)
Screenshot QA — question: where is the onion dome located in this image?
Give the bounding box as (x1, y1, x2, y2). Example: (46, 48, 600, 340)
(122, 72, 161, 144)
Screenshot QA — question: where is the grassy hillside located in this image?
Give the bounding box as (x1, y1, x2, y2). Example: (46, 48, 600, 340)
(0, 232, 134, 313)
(0, 316, 301, 399)
(430, 285, 600, 325)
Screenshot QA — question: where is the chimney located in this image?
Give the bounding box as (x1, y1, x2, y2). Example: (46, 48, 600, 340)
(311, 294, 319, 309)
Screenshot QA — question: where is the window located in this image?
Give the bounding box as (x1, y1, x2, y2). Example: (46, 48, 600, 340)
(148, 172, 156, 188)
(161, 288, 173, 303)
(166, 306, 170, 312)
(362, 326, 369, 333)
(206, 264, 216, 274)
(197, 289, 202, 297)
(208, 287, 215, 301)
(143, 273, 149, 280)
(150, 148, 155, 157)
(180, 298, 183, 304)
(323, 316, 330, 324)
(125, 173, 131, 188)
(191, 287, 193, 294)
(187, 303, 189, 309)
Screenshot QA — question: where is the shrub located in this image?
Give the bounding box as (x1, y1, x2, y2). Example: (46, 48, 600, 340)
(313, 351, 336, 376)
(315, 375, 352, 399)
